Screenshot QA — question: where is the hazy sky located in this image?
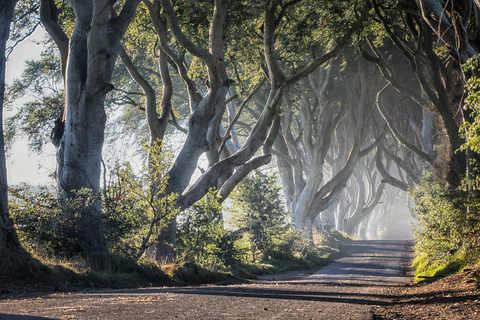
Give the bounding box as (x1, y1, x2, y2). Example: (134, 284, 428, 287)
(5, 28, 56, 186)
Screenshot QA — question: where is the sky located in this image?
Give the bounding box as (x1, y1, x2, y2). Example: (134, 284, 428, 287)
(5, 28, 56, 186)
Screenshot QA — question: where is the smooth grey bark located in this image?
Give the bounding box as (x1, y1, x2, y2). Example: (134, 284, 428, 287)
(52, 0, 140, 197)
(410, 108, 434, 154)
(344, 155, 386, 235)
(40, 0, 141, 258)
(276, 59, 383, 240)
(0, 0, 40, 277)
(118, 45, 171, 146)
(0, 0, 19, 253)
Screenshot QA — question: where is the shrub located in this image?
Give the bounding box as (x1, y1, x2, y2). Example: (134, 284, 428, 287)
(9, 140, 178, 261)
(176, 190, 242, 267)
(410, 173, 480, 275)
(230, 169, 292, 262)
(9, 185, 100, 257)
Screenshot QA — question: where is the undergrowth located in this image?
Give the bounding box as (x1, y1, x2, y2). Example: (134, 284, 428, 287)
(5, 168, 348, 289)
(410, 173, 480, 282)
(1, 228, 347, 289)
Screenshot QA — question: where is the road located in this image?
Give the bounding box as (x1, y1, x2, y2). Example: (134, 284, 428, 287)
(0, 240, 413, 320)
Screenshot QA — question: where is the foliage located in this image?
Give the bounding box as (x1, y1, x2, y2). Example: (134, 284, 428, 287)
(230, 169, 292, 261)
(10, 140, 178, 260)
(177, 190, 227, 266)
(461, 56, 480, 154)
(228, 228, 347, 279)
(174, 169, 344, 280)
(102, 139, 179, 258)
(9, 177, 347, 284)
(395, 52, 480, 279)
(166, 262, 232, 285)
(409, 173, 480, 277)
(8, 0, 41, 59)
(5, 48, 63, 152)
(10, 185, 105, 257)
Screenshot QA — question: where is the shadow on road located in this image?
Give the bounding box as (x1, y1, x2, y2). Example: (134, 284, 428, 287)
(0, 314, 58, 320)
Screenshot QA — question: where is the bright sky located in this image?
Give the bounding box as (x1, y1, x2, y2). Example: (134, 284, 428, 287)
(5, 28, 56, 186)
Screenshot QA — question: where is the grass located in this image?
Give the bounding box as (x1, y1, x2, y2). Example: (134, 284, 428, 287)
(413, 250, 476, 283)
(225, 229, 348, 279)
(1, 229, 349, 290)
(0, 253, 172, 290)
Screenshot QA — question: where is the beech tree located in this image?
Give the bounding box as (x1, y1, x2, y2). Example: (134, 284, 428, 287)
(274, 57, 383, 239)
(367, 0, 480, 188)
(0, 0, 39, 277)
(38, 0, 142, 258)
(4, 1, 367, 261)
(40, 0, 141, 197)
(140, 0, 368, 259)
(343, 153, 386, 235)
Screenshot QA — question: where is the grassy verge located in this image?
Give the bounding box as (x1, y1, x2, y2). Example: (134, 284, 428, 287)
(168, 229, 349, 284)
(413, 250, 480, 283)
(1, 229, 348, 291)
(226, 229, 347, 280)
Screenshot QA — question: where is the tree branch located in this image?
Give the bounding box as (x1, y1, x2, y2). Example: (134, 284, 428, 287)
(159, 0, 216, 72)
(376, 84, 436, 166)
(39, 0, 69, 79)
(286, 3, 369, 86)
(375, 149, 410, 191)
(218, 78, 265, 154)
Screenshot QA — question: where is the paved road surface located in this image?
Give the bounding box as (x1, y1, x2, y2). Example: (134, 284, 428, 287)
(0, 240, 413, 320)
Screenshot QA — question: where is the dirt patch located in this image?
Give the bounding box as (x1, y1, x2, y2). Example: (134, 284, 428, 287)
(373, 264, 480, 319)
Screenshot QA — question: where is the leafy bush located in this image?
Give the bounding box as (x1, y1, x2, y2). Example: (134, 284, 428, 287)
(230, 169, 294, 262)
(176, 190, 242, 267)
(461, 56, 480, 153)
(10, 185, 101, 257)
(10, 140, 178, 261)
(176, 191, 225, 266)
(409, 173, 480, 276)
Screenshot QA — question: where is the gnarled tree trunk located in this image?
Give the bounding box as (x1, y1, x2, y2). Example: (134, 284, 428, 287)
(0, 0, 41, 278)
(40, 0, 141, 260)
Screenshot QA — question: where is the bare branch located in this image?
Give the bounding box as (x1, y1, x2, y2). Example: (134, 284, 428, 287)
(218, 78, 265, 154)
(376, 84, 436, 166)
(40, 0, 69, 78)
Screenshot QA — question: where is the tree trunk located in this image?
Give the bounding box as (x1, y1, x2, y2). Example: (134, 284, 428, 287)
(0, 0, 42, 278)
(41, 0, 141, 262)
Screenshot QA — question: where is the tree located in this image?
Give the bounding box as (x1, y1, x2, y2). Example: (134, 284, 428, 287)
(274, 57, 383, 239)
(366, 0, 474, 188)
(39, 0, 142, 258)
(0, 0, 39, 278)
(343, 152, 386, 235)
(40, 0, 141, 197)
(230, 170, 288, 261)
(396, 0, 478, 63)
(143, 0, 368, 259)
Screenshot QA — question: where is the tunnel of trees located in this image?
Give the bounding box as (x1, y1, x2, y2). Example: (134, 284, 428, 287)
(1, 0, 480, 281)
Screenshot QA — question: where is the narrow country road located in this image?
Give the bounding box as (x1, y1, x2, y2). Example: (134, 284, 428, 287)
(0, 240, 414, 320)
